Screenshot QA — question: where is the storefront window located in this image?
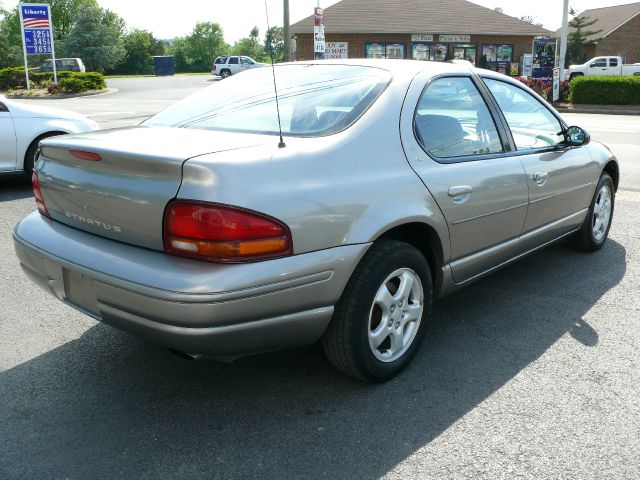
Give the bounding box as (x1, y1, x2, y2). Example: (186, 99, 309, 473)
(365, 43, 406, 59)
(411, 43, 448, 62)
(453, 44, 477, 64)
(480, 44, 515, 74)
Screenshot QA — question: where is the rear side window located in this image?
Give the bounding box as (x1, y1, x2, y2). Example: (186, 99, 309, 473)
(484, 79, 563, 150)
(228, 57, 239, 64)
(414, 77, 503, 159)
(609, 58, 618, 67)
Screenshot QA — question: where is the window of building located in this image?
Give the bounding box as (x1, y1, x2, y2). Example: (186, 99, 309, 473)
(453, 44, 477, 64)
(411, 43, 448, 61)
(365, 43, 406, 59)
(414, 77, 503, 159)
(481, 44, 514, 74)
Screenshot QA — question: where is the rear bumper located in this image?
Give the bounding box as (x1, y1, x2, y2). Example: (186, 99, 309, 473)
(14, 212, 369, 357)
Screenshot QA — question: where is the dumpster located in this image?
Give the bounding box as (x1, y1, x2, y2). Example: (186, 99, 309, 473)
(153, 56, 175, 76)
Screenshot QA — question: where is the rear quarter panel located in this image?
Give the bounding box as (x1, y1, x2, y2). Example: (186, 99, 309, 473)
(178, 75, 451, 260)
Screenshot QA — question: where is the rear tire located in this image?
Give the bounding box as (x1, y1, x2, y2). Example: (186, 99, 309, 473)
(220, 69, 231, 79)
(24, 132, 64, 176)
(323, 240, 433, 382)
(569, 172, 615, 252)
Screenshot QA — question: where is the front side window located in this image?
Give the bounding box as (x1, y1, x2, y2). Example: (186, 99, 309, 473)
(484, 78, 563, 150)
(241, 57, 253, 65)
(145, 65, 391, 137)
(591, 58, 606, 68)
(414, 77, 503, 159)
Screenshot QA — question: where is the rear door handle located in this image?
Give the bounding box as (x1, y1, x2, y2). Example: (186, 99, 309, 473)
(448, 185, 473, 197)
(448, 185, 472, 203)
(533, 172, 548, 185)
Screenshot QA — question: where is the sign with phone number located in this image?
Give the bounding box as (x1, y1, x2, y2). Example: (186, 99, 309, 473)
(24, 29, 52, 54)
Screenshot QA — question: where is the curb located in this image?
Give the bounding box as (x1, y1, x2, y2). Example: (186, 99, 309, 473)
(555, 103, 640, 115)
(5, 87, 118, 100)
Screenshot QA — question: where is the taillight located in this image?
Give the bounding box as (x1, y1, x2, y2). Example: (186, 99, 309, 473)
(32, 171, 50, 218)
(163, 201, 292, 263)
(70, 150, 102, 161)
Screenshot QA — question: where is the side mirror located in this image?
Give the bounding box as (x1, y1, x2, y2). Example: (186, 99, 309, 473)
(565, 125, 590, 147)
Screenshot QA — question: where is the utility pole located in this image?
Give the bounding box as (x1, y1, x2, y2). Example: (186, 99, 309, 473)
(283, 0, 291, 61)
(559, 0, 569, 80)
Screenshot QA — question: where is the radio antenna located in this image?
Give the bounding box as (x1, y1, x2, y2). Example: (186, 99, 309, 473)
(264, 0, 286, 148)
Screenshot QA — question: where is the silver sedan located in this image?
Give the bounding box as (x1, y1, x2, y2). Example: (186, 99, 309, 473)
(13, 60, 618, 382)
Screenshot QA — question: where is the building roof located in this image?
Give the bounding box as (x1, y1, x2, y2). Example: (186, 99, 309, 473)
(290, 0, 553, 36)
(565, 2, 640, 43)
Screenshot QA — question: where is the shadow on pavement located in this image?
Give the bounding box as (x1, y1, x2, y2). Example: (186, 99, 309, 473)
(0, 240, 626, 479)
(0, 175, 32, 202)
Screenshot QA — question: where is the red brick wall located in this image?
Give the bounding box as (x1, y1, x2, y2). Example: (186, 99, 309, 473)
(295, 32, 537, 67)
(594, 14, 640, 64)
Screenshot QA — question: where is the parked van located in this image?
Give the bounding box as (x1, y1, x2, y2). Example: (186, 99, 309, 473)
(34, 58, 86, 73)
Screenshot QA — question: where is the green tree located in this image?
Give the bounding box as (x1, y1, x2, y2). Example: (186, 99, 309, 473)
(116, 29, 155, 74)
(49, 0, 99, 40)
(567, 10, 602, 66)
(61, 6, 125, 72)
(232, 26, 264, 60)
(170, 22, 228, 72)
(264, 26, 284, 62)
(0, 4, 23, 67)
(167, 37, 189, 72)
(519, 15, 544, 28)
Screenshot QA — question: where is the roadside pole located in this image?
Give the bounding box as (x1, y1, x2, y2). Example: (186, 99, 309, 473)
(18, 4, 30, 89)
(283, 0, 290, 62)
(559, 0, 569, 81)
(314, 1, 325, 60)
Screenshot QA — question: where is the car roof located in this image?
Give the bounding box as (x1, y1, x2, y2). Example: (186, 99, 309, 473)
(287, 58, 474, 76)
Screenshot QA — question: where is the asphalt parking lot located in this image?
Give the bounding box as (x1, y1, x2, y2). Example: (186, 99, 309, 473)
(1, 76, 639, 479)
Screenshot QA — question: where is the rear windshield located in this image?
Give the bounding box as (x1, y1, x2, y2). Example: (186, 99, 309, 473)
(144, 64, 392, 137)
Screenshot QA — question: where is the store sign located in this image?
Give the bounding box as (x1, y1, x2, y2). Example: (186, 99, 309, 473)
(552, 68, 560, 101)
(23, 28, 52, 54)
(439, 34, 471, 43)
(20, 4, 53, 54)
(19, 3, 57, 89)
(411, 34, 434, 42)
(325, 42, 348, 59)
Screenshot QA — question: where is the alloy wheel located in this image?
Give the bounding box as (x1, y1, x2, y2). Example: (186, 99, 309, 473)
(368, 268, 424, 362)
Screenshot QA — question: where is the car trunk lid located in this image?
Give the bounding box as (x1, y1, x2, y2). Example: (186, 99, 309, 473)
(36, 126, 270, 251)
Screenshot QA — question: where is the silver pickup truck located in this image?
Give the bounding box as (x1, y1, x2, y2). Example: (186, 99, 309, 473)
(569, 56, 640, 79)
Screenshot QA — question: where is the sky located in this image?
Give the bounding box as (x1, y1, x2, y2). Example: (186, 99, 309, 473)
(6, 0, 640, 42)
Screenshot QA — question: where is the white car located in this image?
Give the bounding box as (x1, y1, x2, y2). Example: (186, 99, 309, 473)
(211, 56, 267, 79)
(0, 95, 99, 176)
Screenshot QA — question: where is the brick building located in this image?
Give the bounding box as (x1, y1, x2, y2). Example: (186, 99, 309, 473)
(566, 2, 640, 64)
(290, 0, 552, 75)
